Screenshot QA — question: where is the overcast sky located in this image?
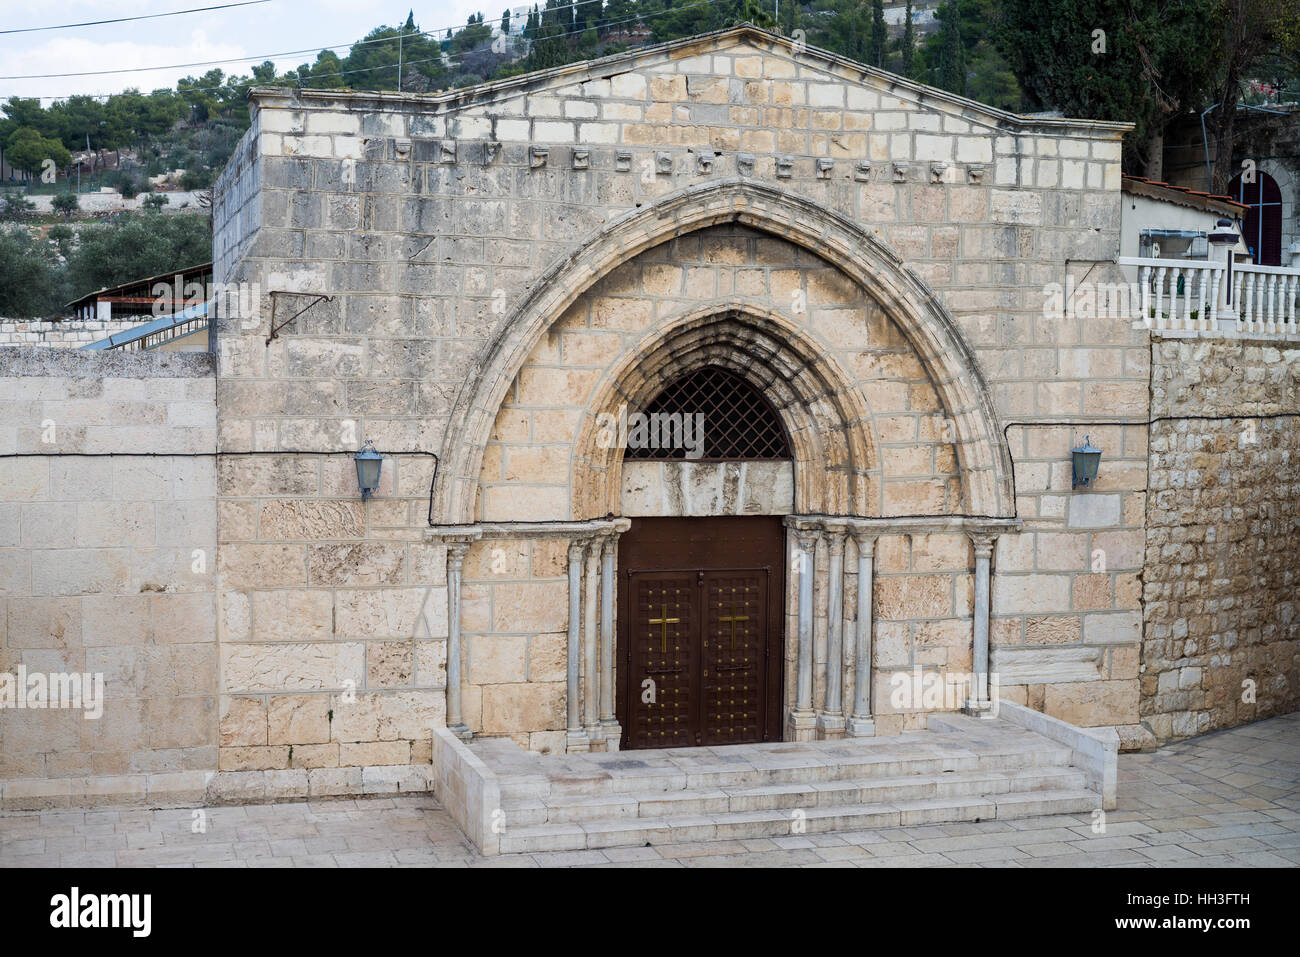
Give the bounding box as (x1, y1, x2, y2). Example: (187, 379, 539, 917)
(0, 0, 495, 103)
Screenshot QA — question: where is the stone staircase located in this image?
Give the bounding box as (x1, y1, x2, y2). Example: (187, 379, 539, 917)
(465, 713, 1103, 854)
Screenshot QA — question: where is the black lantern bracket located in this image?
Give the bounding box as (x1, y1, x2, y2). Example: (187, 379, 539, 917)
(266, 291, 334, 346)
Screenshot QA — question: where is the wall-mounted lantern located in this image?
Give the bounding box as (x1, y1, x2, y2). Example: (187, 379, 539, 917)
(354, 440, 383, 500)
(1071, 436, 1102, 489)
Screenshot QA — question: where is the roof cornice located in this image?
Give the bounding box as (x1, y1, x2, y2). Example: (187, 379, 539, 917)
(247, 24, 1134, 137)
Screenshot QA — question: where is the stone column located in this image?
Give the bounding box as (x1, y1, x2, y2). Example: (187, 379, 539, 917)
(598, 531, 621, 749)
(444, 539, 473, 741)
(817, 524, 847, 738)
(847, 530, 876, 737)
(788, 526, 818, 741)
(566, 538, 589, 753)
(582, 537, 601, 739)
(965, 532, 997, 716)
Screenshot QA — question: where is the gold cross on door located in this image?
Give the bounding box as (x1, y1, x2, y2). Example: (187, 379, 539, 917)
(718, 602, 750, 651)
(648, 604, 680, 653)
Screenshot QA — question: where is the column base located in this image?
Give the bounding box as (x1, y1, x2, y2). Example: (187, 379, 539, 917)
(787, 709, 817, 742)
(845, 715, 876, 737)
(963, 698, 996, 719)
(598, 720, 622, 751)
(816, 713, 846, 739)
(566, 730, 591, 753)
(447, 723, 473, 743)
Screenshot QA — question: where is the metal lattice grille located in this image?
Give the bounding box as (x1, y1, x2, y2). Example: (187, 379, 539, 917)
(625, 366, 791, 460)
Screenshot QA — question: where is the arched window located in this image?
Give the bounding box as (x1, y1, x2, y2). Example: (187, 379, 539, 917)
(624, 366, 791, 461)
(1229, 169, 1283, 266)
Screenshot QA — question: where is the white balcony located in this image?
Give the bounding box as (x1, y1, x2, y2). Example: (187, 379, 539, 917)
(1118, 257, 1300, 338)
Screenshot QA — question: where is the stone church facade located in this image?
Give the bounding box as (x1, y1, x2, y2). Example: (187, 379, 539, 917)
(211, 23, 1147, 764)
(1, 27, 1295, 809)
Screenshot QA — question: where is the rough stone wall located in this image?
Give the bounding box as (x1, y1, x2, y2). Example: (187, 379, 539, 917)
(0, 349, 218, 809)
(209, 27, 1149, 757)
(1142, 337, 1300, 744)
(0, 318, 145, 348)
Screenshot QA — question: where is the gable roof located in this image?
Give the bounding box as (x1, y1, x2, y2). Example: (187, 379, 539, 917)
(247, 24, 1133, 137)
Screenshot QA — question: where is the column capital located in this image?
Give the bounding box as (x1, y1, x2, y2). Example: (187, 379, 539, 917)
(966, 529, 998, 558)
(567, 537, 589, 563)
(850, 528, 879, 552)
(824, 521, 848, 555)
(445, 536, 475, 568)
(793, 526, 821, 552)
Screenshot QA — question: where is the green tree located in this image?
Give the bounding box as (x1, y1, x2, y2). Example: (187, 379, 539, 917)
(0, 227, 65, 316)
(871, 0, 887, 68)
(47, 223, 75, 259)
(65, 213, 211, 301)
(898, 1, 916, 78)
(936, 4, 966, 95)
(305, 50, 347, 89)
(993, 0, 1224, 173)
(1203, 0, 1297, 191)
(5, 127, 69, 179)
(51, 192, 79, 219)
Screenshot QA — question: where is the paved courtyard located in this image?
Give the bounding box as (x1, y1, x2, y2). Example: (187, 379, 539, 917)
(2, 713, 1296, 868)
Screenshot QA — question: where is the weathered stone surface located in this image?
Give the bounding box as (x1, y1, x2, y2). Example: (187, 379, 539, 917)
(1142, 338, 1300, 745)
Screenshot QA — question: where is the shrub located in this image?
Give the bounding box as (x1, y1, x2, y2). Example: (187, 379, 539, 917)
(1, 191, 36, 220)
(51, 192, 80, 219)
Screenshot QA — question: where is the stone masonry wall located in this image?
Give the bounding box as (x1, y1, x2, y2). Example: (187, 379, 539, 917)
(0, 318, 146, 349)
(210, 27, 1149, 759)
(1143, 337, 1300, 744)
(0, 348, 218, 810)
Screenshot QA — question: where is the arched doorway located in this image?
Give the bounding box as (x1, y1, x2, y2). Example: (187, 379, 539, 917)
(1230, 169, 1284, 266)
(435, 182, 1018, 753)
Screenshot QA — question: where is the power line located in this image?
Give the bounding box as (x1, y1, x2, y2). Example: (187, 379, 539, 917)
(0, 0, 617, 80)
(0, 0, 272, 35)
(11, 0, 725, 102)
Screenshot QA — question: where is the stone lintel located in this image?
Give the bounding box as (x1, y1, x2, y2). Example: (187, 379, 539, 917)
(783, 514, 1021, 538)
(426, 519, 630, 542)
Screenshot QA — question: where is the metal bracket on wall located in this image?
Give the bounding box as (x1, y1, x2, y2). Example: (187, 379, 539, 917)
(266, 292, 334, 346)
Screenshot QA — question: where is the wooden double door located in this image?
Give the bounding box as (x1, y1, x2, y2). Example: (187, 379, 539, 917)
(617, 517, 785, 750)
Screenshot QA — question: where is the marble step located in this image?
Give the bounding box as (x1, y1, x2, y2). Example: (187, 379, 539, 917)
(502, 766, 1088, 826)
(496, 787, 1100, 853)
(497, 742, 1076, 803)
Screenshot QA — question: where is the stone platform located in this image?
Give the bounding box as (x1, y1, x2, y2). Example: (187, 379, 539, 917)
(452, 706, 1114, 854)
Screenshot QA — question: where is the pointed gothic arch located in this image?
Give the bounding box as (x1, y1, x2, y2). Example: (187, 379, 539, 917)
(434, 179, 1013, 523)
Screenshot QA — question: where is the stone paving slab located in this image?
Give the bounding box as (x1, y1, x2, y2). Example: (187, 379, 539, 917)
(0, 713, 1295, 868)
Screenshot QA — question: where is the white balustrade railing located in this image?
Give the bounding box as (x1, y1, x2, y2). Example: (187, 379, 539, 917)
(1233, 263, 1300, 336)
(1116, 257, 1223, 332)
(1117, 256, 1300, 338)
